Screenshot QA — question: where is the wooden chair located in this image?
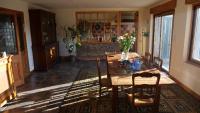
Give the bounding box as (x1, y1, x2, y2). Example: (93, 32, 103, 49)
(126, 72, 161, 113)
(96, 58, 112, 100)
(142, 52, 152, 66)
(153, 57, 163, 70)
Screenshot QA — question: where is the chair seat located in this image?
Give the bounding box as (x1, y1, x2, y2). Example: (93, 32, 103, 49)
(127, 93, 154, 106)
(101, 78, 112, 87)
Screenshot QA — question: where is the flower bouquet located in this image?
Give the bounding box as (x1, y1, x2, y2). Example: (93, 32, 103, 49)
(118, 32, 136, 60)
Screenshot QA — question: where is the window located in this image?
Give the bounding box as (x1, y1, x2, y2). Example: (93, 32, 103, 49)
(0, 14, 17, 54)
(153, 13, 173, 71)
(190, 6, 200, 63)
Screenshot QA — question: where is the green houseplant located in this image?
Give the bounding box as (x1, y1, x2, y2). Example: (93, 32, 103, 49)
(63, 25, 81, 62)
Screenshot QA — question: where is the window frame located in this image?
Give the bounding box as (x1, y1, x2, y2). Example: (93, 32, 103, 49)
(189, 4, 200, 64)
(152, 11, 175, 72)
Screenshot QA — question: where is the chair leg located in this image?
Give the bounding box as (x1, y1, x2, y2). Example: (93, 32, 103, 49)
(126, 96, 129, 113)
(121, 86, 124, 92)
(133, 106, 138, 113)
(99, 86, 101, 102)
(153, 105, 159, 113)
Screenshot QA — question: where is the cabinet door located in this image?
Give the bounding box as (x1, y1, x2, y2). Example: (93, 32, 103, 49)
(11, 55, 24, 86)
(51, 43, 58, 63)
(41, 11, 49, 45)
(45, 46, 51, 69)
(48, 13, 56, 43)
(45, 43, 58, 69)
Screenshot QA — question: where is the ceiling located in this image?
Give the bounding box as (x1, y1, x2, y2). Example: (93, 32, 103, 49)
(22, 0, 164, 9)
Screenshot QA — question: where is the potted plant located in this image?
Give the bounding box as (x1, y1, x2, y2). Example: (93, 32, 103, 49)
(63, 25, 81, 62)
(117, 32, 136, 60)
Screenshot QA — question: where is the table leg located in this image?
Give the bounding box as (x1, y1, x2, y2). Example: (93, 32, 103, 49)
(112, 86, 118, 113)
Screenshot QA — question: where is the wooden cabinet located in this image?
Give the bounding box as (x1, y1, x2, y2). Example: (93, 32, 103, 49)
(0, 56, 16, 107)
(29, 10, 58, 71)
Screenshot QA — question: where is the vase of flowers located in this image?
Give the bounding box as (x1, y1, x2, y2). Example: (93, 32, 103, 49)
(118, 32, 136, 60)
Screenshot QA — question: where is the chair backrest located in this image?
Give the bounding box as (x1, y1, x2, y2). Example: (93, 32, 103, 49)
(96, 58, 102, 83)
(96, 57, 111, 84)
(144, 52, 152, 66)
(132, 72, 161, 105)
(105, 53, 115, 79)
(153, 57, 163, 70)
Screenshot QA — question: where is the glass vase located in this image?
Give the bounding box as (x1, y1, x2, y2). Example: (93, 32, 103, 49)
(121, 51, 129, 61)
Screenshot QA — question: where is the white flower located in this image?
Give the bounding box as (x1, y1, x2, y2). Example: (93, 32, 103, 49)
(119, 36, 124, 40)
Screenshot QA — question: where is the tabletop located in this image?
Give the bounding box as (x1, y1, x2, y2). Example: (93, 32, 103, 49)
(106, 52, 175, 86)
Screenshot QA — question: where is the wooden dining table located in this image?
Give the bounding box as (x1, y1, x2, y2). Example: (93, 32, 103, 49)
(106, 52, 175, 113)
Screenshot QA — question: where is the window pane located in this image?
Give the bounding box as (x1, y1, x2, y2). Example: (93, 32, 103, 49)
(153, 14, 173, 71)
(160, 15, 173, 71)
(192, 8, 200, 61)
(0, 14, 17, 54)
(153, 16, 161, 57)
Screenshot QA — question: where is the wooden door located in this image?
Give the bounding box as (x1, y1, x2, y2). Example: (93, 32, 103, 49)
(0, 8, 26, 87)
(10, 14, 24, 86)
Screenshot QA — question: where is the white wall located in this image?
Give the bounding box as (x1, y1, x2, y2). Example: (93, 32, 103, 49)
(170, 0, 200, 95)
(53, 8, 148, 56)
(148, 0, 200, 95)
(0, 0, 34, 71)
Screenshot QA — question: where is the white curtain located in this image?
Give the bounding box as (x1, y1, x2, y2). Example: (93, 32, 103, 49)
(153, 16, 161, 57)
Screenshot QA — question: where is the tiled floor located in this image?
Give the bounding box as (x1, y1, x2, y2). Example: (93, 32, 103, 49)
(1, 60, 200, 113)
(0, 61, 82, 113)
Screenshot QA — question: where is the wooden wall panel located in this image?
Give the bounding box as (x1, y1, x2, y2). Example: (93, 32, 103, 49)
(186, 0, 200, 4)
(150, 0, 177, 15)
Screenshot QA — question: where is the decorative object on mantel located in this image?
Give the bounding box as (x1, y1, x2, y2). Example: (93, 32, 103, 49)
(117, 32, 136, 60)
(141, 30, 149, 55)
(111, 34, 117, 42)
(142, 31, 149, 38)
(63, 25, 81, 62)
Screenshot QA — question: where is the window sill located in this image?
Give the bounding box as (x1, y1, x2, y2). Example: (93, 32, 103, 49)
(186, 59, 200, 67)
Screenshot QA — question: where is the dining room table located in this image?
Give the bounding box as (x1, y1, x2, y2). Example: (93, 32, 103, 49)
(105, 52, 175, 113)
